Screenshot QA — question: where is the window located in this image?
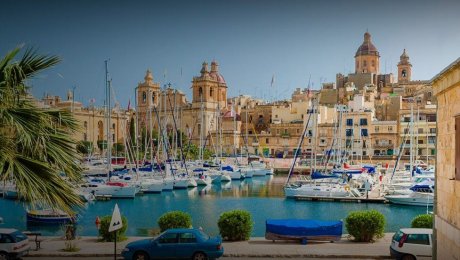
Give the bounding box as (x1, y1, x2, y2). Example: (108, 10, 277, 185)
(112, 134, 115, 142)
(284, 129, 288, 134)
(266, 138, 269, 144)
(210, 88, 213, 97)
(402, 69, 407, 78)
(428, 136, 435, 144)
(430, 128, 436, 134)
(296, 129, 300, 134)
(403, 117, 411, 122)
(375, 126, 379, 133)
(361, 129, 368, 137)
(427, 115, 437, 122)
(389, 140, 392, 144)
(418, 128, 423, 134)
(363, 60, 367, 67)
(307, 130, 313, 137)
(346, 119, 353, 126)
(320, 139, 325, 144)
(308, 139, 311, 144)
(404, 128, 409, 134)
(406, 234, 430, 245)
(198, 87, 203, 97)
(159, 233, 178, 244)
(275, 115, 278, 118)
(142, 91, 146, 103)
(346, 129, 353, 137)
(371, 60, 375, 67)
(84, 121, 88, 128)
(360, 118, 368, 126)
(112, 123, 116, 129)
(388, 126, 393, 131)
(179, 233, 197, 243)
(418, 140, 424, 144)
(152, 93, 155, 103)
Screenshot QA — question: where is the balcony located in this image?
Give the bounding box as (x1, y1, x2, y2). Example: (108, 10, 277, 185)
(281, 133, 291, 138)
(374, 143, 392, 148)
(252, 142, 259, 147)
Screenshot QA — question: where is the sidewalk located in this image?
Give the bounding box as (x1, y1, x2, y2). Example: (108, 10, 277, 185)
(26, 234, 393, 259)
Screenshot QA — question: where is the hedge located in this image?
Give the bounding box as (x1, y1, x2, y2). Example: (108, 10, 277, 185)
(217, 210, 253, 241)
(158, 211, 192, 232)
(345, 210, 385, 242)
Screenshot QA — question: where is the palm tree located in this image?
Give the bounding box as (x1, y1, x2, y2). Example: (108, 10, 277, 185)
(0, 46, 83, 213)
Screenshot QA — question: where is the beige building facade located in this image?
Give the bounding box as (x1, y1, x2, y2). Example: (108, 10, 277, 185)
(431, 57, 460, 260)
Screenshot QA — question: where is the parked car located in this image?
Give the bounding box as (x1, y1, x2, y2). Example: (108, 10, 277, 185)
(390, 228, 432, 260)
(122, 228, 224, 260)
(0, 228, 30, 260)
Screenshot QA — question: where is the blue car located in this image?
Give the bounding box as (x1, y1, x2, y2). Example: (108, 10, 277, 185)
(122, 228, 224, 260)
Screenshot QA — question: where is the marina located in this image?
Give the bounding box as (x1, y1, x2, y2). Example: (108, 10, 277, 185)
(0, 176, 429, 237)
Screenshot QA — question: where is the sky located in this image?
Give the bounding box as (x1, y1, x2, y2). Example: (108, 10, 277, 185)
(1, 0, 460, 107)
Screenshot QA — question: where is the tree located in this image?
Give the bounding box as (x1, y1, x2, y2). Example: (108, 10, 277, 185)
(76, 141, 93, 155)
(0, 46, 83, 213)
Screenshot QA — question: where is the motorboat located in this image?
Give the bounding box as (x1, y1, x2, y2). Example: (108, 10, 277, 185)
(26, 209, 75, 224)
(385, 191, 433, 206)
(79, 181, 137, 199)
(266, 219, 343, 242)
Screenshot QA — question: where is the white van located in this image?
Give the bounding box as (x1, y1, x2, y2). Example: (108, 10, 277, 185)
(390, 228, 432, 260)
(0, 229, 30, 260)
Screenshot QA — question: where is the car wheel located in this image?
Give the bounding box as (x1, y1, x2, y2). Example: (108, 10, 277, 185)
(193, 252, 208, 260)
(0, 252, 8, 260)
(401, 254, 416, 260)
(133, 251, 150, 260)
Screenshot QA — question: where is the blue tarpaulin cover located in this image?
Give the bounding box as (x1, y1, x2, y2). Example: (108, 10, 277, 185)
(266, 219, 342, 237)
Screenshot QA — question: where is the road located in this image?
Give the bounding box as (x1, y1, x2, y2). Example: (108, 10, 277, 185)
(24, 257, 377, 260)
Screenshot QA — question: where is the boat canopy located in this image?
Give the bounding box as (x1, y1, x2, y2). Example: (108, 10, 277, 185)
(266, 219, 343, 237)
(311, 171, 340, 179)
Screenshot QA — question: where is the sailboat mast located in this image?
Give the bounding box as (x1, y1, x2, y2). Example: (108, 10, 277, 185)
(105, 60, 112, 177)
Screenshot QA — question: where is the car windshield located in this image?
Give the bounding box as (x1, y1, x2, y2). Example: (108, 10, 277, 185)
(392, 231, 404, 242)
(11, 231, 27, 242)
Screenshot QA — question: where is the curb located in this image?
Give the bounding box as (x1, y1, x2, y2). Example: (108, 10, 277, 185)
(27, 253, 392, 259)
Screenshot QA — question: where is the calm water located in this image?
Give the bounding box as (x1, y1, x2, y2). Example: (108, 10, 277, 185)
(0, 176, 429, 237)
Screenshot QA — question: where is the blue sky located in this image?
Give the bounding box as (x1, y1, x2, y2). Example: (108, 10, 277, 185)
(1, 0, 459, 107)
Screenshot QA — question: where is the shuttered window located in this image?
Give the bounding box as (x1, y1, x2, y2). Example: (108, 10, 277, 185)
(456, 116, 460, 180)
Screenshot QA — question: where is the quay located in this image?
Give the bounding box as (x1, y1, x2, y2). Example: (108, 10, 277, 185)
(24, 234, 394, 259)
(294, 195, 387, 203)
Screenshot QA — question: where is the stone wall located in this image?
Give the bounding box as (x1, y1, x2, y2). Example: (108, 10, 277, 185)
(432, 58, 460, 260)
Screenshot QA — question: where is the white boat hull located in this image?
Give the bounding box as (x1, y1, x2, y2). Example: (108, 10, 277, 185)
(284, 185, 350, 198)
(385, 192, 433, 206)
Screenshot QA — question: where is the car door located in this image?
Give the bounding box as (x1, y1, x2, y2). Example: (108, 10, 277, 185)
(405, 233, 432, 260)
(178, 232, 198, 258)
(153, 232, 179, 259)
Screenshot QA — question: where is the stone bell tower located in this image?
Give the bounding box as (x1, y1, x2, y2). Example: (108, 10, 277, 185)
(136, 69, 160, 128)
(397, 49, 412, 83)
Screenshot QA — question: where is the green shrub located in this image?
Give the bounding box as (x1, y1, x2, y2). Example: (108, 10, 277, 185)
(98, 215, 128, 242)
(217, 210, 253, 241)
(411, 214, 433, 228)
(345, 210, 385, 242)
(158, 211, 192, 232)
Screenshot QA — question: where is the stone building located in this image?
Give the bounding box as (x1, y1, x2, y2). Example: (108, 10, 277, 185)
(39, 92, 130, 155)
(431, 57, 460, 260)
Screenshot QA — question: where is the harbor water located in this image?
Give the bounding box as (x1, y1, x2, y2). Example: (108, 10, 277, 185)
(0, 176, 429, 237)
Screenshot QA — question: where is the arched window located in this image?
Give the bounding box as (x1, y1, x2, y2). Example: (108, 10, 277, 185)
(363, 60, 367, 67)
(198, 87, 203, 97)
(152, 93, 155, 103)
(97, 121, 103, 141)
(142, 91, 147, 103)
(210, 88, 213, 98)
(112, 123, 116, 129)
(402, 69, 407, 77)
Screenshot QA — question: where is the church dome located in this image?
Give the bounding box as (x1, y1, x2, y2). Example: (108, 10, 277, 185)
(400, 49, 409, 60)
(209, 60, 226, 84)
(355, 32, 379, 57)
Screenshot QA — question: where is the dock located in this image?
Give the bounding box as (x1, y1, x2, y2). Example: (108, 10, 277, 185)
(293, 195, 387, 203)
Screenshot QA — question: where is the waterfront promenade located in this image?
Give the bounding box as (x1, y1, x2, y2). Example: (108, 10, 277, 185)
(24, 234, 393, 259)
